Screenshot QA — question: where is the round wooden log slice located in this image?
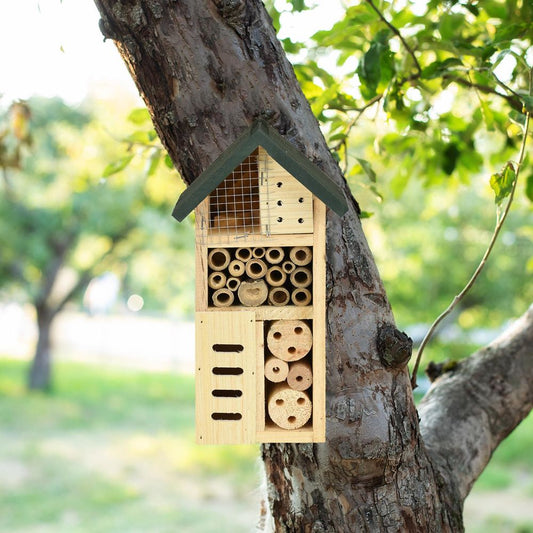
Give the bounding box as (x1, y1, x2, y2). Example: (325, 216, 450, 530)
(268, 287, 290, 306)
(212, 288, 234, 307)
(208, 248, 231, 271)
(235, 247, 252, 262)
(266, 320, 312, 361)
(237, 279, 268, 307)
(282, 261, 295, 274)
(228, 259, 245, 277)
(287, 360, 313, 391)
(290, 267, 312, 288)
(289, 246, 312, 266)
(226, 277, 241, 291)
(264, 356, 289, 383)
(246, 258, 267, 279)
(208, 271, 227, 290)
(252, 247, 266, 258)
(266, 266, 287, 287)
(266, 247, 284, 265)
(267, 385, 312, 430)
(291, 288, 312, 306)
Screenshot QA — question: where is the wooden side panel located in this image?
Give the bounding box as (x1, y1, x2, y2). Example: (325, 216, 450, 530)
(256, 320, 266, 434)
(312, 200, 326, 442)
(258, 147, 313, 235)
(195, 311, 256, 444)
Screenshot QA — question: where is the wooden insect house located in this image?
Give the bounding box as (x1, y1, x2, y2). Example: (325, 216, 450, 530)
(172, 120, 347, 444)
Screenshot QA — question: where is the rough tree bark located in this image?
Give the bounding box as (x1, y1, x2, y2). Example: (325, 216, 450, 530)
(92, 1, 533, 530)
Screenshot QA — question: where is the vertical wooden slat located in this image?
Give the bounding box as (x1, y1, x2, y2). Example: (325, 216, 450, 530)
(195, 200, 210, 311)
(256, 320, 266, 434)
(312, 199, 326, 442)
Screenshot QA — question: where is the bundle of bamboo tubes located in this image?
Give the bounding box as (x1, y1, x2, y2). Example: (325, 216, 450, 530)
(207, 246, 314, 308)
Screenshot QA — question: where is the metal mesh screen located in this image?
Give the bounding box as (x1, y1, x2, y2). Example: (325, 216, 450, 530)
(209, 149, 260, 238)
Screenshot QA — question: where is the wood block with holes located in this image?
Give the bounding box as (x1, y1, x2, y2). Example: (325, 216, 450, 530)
(173, 120, 349, 444)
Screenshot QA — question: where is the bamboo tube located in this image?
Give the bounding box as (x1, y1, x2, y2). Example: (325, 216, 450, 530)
(282, 261, 295, 274)
(289, 246, 312, 266)
(228, 260, 245, 277)
(267, 385, 312, 430)
(268, 287, 290, 307)
(287, 360, 313, 391)
(290, 267, 312, 288)
(237, 279, 268, 307)
(235, 247, 252, 262)
(266, 320, 312, 361)
(266, 266, 286, 287)
(208, 271, 227, 290)
(266, 247, 284, 265)
(291, 288, 312, 306)
(264, 356, 289, 383)
(226, 277, 241, 291)
(252, 247, 265, 258)
(245, 258, 267, 279)
(212, 288, 234, 307)
(208, 248, 231, 271)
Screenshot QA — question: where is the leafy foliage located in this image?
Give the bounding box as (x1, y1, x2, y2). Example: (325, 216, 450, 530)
(0, 97, 193, 316)
(271, 0, 532, 206)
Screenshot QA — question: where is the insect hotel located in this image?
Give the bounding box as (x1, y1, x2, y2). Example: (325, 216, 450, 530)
(172, 120, 347, 444)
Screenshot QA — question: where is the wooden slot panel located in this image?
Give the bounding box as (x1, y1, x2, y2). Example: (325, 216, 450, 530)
(195, 311, 256, 445)
(258, 147, 313, 235)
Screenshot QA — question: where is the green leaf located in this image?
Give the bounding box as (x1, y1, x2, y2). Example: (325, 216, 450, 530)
(490, 163, 516, 205)
(127, 108, 151, 126)
(494, 23, 528, 43)
(520, 95, 533, 113)
(359, 211, 374, 219)
(164, 154, 174, 169)
(145, 150, 161, 177)
(421, 58, 463, 80)
(102, 154, 134, 177)
(355, 157, 377, 183)
(525, 173, 533, 203)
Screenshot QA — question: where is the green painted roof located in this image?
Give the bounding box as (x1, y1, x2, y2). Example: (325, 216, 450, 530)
(172, 120, 348, 221)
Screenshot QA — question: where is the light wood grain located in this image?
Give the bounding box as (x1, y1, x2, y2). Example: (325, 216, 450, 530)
(195, 311, 256, 445)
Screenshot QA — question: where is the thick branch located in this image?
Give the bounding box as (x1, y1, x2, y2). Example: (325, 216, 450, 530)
(418, 305, 533, 500)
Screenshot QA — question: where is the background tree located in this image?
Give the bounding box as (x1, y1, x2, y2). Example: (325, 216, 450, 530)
(0, 97, 192, 391)
(93, 1, 532, 531)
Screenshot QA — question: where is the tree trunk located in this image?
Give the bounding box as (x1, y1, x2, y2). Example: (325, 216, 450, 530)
(92, 1, 533, 530)
(28, 306, 54, 391)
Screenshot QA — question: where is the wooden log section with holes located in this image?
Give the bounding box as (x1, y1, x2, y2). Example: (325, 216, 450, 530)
(267, 384, 312, 430)
(264, 356, 289, 383)
(287, 360, 313, 391)
(266, 320, 313, 361)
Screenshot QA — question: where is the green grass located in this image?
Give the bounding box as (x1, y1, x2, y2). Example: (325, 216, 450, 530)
(0, 358, 259, 533)
(1, 357, 531, 532)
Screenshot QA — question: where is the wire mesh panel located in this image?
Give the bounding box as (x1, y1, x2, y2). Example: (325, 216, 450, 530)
(209, 149, 260, 239)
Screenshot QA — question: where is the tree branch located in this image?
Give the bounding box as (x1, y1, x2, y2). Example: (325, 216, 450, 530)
(443, 74, 524, 112)
(418, 305, 533, 500)
(365, 0, 422, 76)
